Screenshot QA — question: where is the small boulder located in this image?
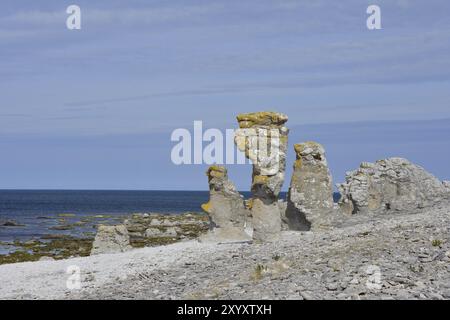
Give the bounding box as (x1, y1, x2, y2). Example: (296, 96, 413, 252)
(164, 226, 180, 237)
(144, 226, 180, 238)
(39, 256, 55, 262)
(144, 228, 163, 237)
(150, 218, 163, 226)
(90, 225, 132, 255)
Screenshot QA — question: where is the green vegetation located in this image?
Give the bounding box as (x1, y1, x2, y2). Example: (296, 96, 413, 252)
(253, 264, 268, 281)
(0, 237, 93, 265)
(0, 212, 209, 265)
(431, 239, 442, 247)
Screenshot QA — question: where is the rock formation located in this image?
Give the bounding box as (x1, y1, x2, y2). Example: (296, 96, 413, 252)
(285, 142, 334, 230)
(338, 157, 449, 215)
(90, 225, 132, 255)
(200, 165, 251, 242)
(443, 181, 450, 193)
(144, 226, 180, 238)
(123, 213, 209, 246)
(0, 220, 24, 227)
(196, 112, 450, 242)
(234, 111, 289, 242)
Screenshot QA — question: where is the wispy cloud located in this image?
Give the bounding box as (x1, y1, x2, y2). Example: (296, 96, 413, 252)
(0, 113, 32, 118)
(0, 3, 226, 27)
(64, 87, 250, 108)
(1, 0, 450, 136)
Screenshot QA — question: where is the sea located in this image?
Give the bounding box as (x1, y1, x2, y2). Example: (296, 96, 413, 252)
(0, 190, 340, 249)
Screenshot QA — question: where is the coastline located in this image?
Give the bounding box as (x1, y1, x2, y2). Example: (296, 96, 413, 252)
(1, 202, 449, 300)
(0, 212, 209, 265)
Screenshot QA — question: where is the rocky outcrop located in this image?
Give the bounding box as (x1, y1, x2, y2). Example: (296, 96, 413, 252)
(90, 225, 132, 255)
(285, 142, 334, 230)
(0, 220, 24, 227)
(124, 213, 209, 247)
(338, 158, 449, 215)
(200, 165, 251, 242)
(144, 226, 180, 238)
(235, 112, 289, 242)
(443, 181, 450, 193)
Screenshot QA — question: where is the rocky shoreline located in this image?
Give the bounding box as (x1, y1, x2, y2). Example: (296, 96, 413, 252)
(0, 212, 209, 265)
(1, 111, 449, 299)
(0, 201, 449, 300)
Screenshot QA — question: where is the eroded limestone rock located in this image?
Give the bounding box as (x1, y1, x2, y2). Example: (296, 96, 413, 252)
(443, 181, 450, 193)
(200, 165, 250, 242)
(286, 142, 334, 230)
(338, 158, 449, 214)
(144, 227, 163, 237)
(234, 111, 288, 242)
(90, 225, 132, 255)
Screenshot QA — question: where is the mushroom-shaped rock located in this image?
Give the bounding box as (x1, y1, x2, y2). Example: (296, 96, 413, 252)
(234, 111, 289, 242)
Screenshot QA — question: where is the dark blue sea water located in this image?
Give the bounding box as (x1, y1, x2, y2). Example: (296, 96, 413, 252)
(0, 190, 236, 244)
(0, 190, 213, 243)
(0, 190, 212, 217)
(0, 190, 340, 245)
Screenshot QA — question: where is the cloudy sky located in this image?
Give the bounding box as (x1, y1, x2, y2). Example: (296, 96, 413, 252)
(1, 0, 449, 190)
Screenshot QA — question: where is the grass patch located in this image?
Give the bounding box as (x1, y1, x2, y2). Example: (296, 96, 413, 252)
(252, 264, 268, 281)
(431, 239, 442, 247)
(0, 237, 93, 265)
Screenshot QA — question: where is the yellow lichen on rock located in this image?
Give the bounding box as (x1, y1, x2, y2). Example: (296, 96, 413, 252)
(201, 201, 212, 214)
(206, 165, 226, 179)
(245, 198, 254, 210)
(236, 111, 288, 128)
(294, 159, 302, 169)
(294, 141, 323, 156)
(253, 175, 269, 185)
(293, 143, 303, 156)
(234, 111, 289, 242)
(201, 165, 250, 242)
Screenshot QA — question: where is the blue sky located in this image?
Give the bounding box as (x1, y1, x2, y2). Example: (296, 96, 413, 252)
(0, 0, 449, 190)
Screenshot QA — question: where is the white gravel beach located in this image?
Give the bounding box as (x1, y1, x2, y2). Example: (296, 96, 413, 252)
(1, 202, 450, 300)
(0, 240, 227, 299)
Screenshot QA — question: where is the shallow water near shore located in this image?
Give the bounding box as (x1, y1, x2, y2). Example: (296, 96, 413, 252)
(0, 190, 213, 243)
(0, 190, 340, 252)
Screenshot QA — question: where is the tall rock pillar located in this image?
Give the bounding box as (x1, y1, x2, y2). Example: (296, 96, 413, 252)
(286, 142, 334, 230)
(234, 112, 288, 242)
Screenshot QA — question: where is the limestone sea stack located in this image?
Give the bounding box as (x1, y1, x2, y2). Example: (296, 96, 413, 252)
(234, 111, 289, 242)
(338, 157, 450, 215)
(285, 142, 334, 230)
(200, 165, 251, 242)
(90, 225, 132, 255)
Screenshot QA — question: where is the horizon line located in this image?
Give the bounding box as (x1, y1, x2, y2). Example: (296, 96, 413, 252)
(0, 188, 294, 193)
